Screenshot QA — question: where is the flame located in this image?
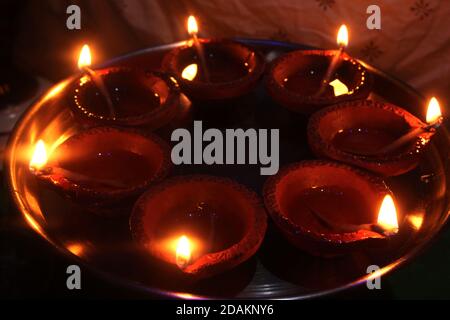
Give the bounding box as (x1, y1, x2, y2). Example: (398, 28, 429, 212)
(29, 140, 48, 170)
(377, 195, 399, 234)
(187, 15, 198, 35)
(181, 64, 198, 81)
(78, 44, 92, 70)
(426, 97, 442, 124)
(408, 214, 424, 230)
(176, 235, 192, 269)
(329, 79, 349, 96)
(337, 24, 349, 47)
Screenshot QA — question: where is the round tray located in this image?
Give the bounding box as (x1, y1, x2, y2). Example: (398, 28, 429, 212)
(6, 39, 450, 299)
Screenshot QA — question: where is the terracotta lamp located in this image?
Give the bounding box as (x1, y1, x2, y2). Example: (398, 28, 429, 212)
(267, 25, 372, 114)
(264, 161, 399, 257)
(130, 175, 267, 278)
(70, 45, 180, 129)
(160, 16, 264, 101)
(29, 127, 171, 216)
(307, 99, 441, 176)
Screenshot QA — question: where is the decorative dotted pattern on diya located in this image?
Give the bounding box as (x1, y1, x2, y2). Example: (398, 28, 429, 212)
(307, 99, 431, 164)
(267, 50, 373, 110)
(46, 126, 171, 200)
(130, 175, 267, 277)
(263, 160, 391, 244)
(72, 68, 180, 125)
(161, 38, 266, 90)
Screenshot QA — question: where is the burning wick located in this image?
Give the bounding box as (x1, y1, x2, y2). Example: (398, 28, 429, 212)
(187, 15, 210, 82)
(176, 235, 192, 270)
(309, 194, 399, 237)
(29, 140, 126, 188)
(78, 44, 116, 118)
(375, 97, 443, 155)
(315, 24, 349, 97)
(29, 140, 48, 172)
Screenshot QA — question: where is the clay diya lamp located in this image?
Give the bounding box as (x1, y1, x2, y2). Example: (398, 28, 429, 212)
(161, 38, 265, 101)
(307, 99, 439, 177)
(266, 49, 372, 114)
(130, 175, 267, 278)
(69, 67, 180, 130)
(29, 127, 170, 216)
(264, 161, 399, 257)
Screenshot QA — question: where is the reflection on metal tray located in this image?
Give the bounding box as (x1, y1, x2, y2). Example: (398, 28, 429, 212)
(5, 39, 450, 299)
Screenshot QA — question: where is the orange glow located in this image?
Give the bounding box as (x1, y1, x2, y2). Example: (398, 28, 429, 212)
(176, 235, 192, 269)
(29, 140, 48, 170)
(426, 97, 442, 124)
(44, 81, 69, 101)
(181, 64, 198, 81)
(78, 44, 92, 70)
(23, 212, 45, 237)
(337, 24, 349, 47)
(187, 15, 199, 35)
(67, 243, 85, 256)
(377, 195, 399, 234)
(408, 214, 424, 230)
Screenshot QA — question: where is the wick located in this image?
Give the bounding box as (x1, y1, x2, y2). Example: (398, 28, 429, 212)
(32, 166, 127, 189)
(306, 205, 389, 237)
(314, 46, 345, 98)
(349, 117, 443, 157)
(374, 118, 443, 155)
(191, 33, 210, 82)
(81, 67, 116, 118)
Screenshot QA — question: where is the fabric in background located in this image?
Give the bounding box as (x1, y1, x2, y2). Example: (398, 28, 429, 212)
(13, 0, 450, 108)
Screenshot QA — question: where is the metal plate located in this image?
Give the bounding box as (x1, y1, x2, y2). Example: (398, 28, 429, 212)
(6, 39, 450, 299)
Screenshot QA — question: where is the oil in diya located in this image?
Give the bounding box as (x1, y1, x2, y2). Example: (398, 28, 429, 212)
(130, 175, 267, 278)
(308, 98, 443, 176)
(71, 45, 180, 129)
(29, 127, 170, 216)
(267, 24, 372, 114)
(264, 161, 399, 257)
(161, 16, 265, 101)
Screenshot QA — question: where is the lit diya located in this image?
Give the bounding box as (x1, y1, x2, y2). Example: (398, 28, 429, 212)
(29, 127, 170, 216)
(130, 175, 267, 278)
(307, 98, 443, 177)
(161, 16, 265, 100)
(70, 45, 180, 129)
(267, 24, 372, 114)
(264, 161, 399, 257)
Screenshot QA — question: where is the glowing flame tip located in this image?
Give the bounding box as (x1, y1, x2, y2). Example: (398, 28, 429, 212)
(78, 44, 92, 70)
(187, 15, 199, 35)
(176, 235, 192, 269)
(337, 24, 349, 47)
(377, 195, 399, 234)
(30, 140, 48, 171)
(426, 97, 442, 124)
